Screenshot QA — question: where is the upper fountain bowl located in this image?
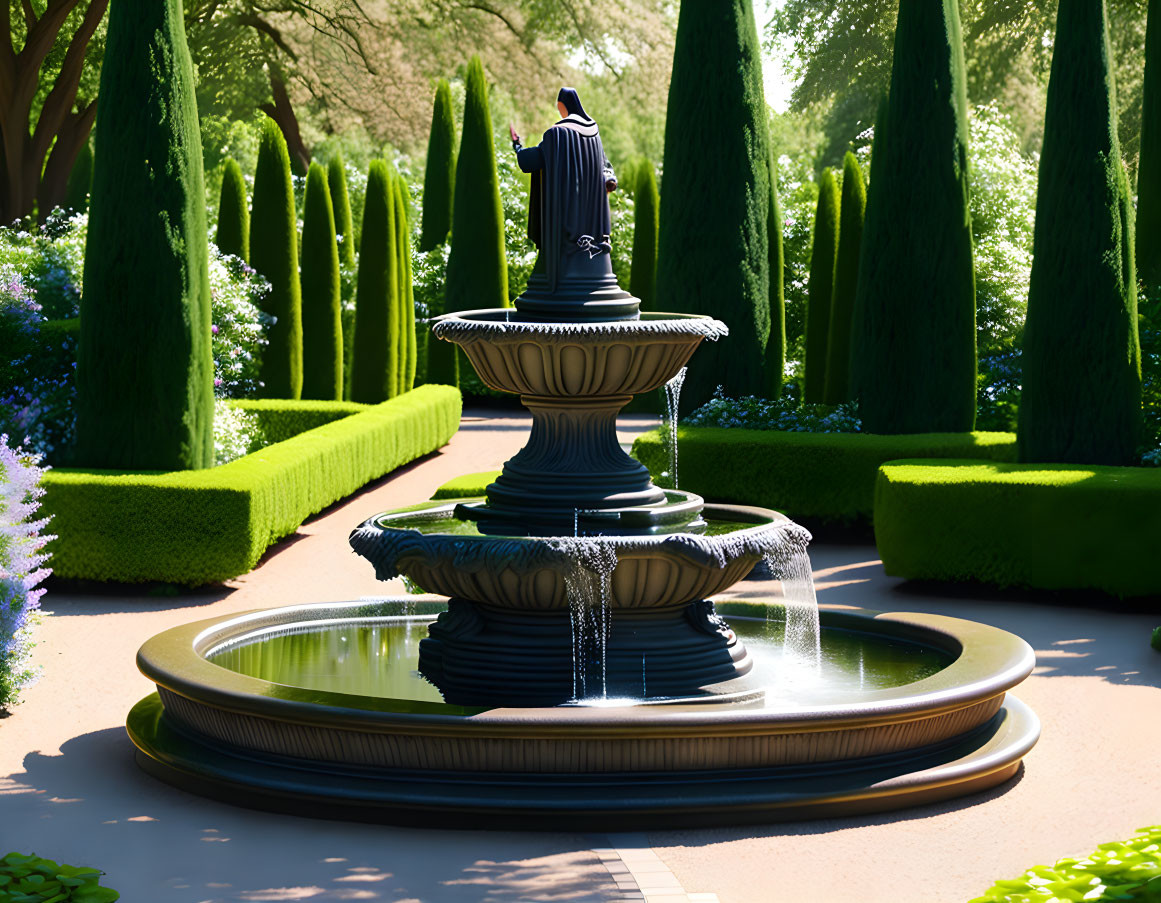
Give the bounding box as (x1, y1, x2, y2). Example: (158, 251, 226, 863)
(432, 310, 728, 398)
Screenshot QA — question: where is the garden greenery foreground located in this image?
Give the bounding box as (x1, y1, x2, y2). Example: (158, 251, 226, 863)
(2, 0, 1161, 900)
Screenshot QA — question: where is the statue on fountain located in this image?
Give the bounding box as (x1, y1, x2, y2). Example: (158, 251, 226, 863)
(508, 88, 640, 321)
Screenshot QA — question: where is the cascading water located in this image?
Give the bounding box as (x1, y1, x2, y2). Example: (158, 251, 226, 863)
(763, 547, 822, 673)
(554, 538, 618, 700)
(661, 366, 688, 489)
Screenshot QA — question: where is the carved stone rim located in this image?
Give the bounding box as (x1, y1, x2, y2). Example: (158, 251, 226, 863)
(432, 309, 729, 344)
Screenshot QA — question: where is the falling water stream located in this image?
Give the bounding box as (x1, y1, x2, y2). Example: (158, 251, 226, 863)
(555, 539, 619, 700)
(661, 367, 688, 489)
(763, 548, 822, 673)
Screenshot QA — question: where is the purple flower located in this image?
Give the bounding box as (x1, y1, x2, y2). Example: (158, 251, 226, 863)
(211, 324, 220, 335)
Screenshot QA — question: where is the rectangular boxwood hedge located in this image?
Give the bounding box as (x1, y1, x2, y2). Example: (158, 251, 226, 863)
(875, 459, 1161, 597)
(631, 428, 1017, 525)
(41, 385, 461, 585)
(225, 398, 369, 444)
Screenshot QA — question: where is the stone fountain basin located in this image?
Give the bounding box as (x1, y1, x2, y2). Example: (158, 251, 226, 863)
(350, 500, 807, 611)
(431, 309, 728, 397)
(128, 597, 1039, 827)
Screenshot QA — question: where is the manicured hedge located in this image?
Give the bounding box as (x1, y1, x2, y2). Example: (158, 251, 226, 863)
(42, 386, 461, 585)
(431, 469, 500, 500)
(225, 398, 368, 445)
(876, 459, 1161, 597)
(632, 428, 1016, 525)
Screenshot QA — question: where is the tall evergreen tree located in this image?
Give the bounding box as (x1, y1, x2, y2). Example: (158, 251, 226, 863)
(629, 161, 659, 310)
(445, 56, 508, 314)
(824, 152, 867, 404)
(1138, 0, 1161, 294)
(850, 0, 976, 434)
(251, 119, 303, 399)
(75, 0, 213, 470)
(63, 141, 92, 214)
(350, 161, 400, 403)
(657, 0, 771, 412)
(300, 162, 343, 400)
(216, 157, 249, 262)
(804, 168, 840, 403)
(1018, 0, 1140, 465)
(394, 173, 418, 393)
(328, 151, 356, 267)
(420, 79, 456, 253)
(766, 147, 786, 398)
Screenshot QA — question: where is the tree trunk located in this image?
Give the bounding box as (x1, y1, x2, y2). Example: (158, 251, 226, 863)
(261, 71, 310, 175)
(39, 104, 97, 221)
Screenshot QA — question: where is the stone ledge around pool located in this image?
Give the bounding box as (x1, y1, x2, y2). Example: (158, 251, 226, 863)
(874, 459, 1161, 598)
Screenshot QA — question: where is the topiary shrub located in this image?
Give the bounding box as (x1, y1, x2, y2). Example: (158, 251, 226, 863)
(300, 162, 343, 401)
(657, 0, 771, 413)
(851, 0, 977, 434)
(804, 168, 839, 404)
(394, 173, 417, 394)
(250, 119, 303, 400)
(216, 157, 249, 262)
(875, 459, 1161, 597)
(824, 152, 866, 405)
(328, 151, 356, 267)
(766, 146, 786, 397)
(74, 0, 214, 472)
(225, 398, 366, 444)
(629, 161, 659, 311)
(1138, 0, 1161, 296)
(1018, 0, 1140, 465)
(350, 161, 399, 404)
(0, 851, 118, 902)
(62, 142, 92, 215)
(420, 78, 456, 253)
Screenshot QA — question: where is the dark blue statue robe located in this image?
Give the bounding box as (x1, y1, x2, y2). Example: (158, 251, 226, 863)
(517, 114, 616, 292)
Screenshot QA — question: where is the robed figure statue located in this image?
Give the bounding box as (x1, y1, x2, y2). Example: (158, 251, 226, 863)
(509, 88, 640, 320)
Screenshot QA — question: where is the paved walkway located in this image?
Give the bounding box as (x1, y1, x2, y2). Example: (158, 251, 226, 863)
(1, 410, 1159, 902)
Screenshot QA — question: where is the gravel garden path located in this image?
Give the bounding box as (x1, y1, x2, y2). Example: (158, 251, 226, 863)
(2, 410, 1158, 903)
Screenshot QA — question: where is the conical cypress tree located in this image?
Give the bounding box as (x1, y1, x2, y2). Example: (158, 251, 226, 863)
(328, 151, 355, 267)
(75, 0, 212, 470)
(657, 0, 771, 412)
(445, 56, 508, 313)
(766, 147, 786, 398)
(63, 141, 92, 213)
(629, 161, 659, 310)
(394, 173, 418, 393)
(804, 169, 839, 403)
(824, 152, 867, 405)
(851, 0, 976, 433)
(420, 79, 456, 253)
(350, 161, 399, 403)
(1018, 0, 1140, 465)
(216, 157, 249, 261)
(251, 119, 302, 399)
(300, 162, 343, 400)
(1138, 0, 1161, 294)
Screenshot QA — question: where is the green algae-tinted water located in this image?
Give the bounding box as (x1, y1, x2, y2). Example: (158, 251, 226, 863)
(206, 614, 952, 709)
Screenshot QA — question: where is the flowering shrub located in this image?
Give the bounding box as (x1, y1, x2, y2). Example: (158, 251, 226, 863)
(0, 435, 52, 710)
(209, 252, 271, 398)
(212, 399, 263, 466)
(684, 388, 861, 433)
(0, 209, 85, 319)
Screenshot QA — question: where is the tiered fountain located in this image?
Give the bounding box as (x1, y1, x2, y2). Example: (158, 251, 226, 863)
(129, 93, 1038, 827)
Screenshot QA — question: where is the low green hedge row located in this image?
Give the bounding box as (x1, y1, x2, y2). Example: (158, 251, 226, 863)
(969, 824, 1161, 902)
(631, 428, 1017, 525)
(431, 470, 500, 499)
(225, 398, 369, 445)
(875, 460, 1161, 597)
(41, 385, 461, 585)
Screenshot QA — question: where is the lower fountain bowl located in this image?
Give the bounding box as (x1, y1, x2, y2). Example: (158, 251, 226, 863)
(130, 597, 1039, 829)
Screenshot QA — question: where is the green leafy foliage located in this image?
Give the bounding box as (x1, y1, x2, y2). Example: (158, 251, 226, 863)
(851, 0, 977, 434)
(823, 152, 866, 405)
(250, 119, 303, 400)
(300, 163, 343, 401)
(684, 392, 860, 434)
(224, 398, 367, 445)
(41, 386, 461, 585)
(969, 827, 1161, 902)
(629, 161, 659, 310)
(445, 56, 508, 315)
(804, 168, 839, 403)
(420, 79, 456, 253)
(327, 152, 357, 268)
(75, 0, 215, 472)
(1018, 0, 1141, 465)
(657, 0, 771, 413)
(216, 158, 249, 262)
(350, 161, 399, 403)
(0, 851, 119, 902)
(62, 143, 92, 215)
(631, 427, 1015, 527)
(1153, 627, 1161, 651)
(1139, 0, 1161, 294)
(877, 462, 1161, 597)
(766, 147, 787, 397)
